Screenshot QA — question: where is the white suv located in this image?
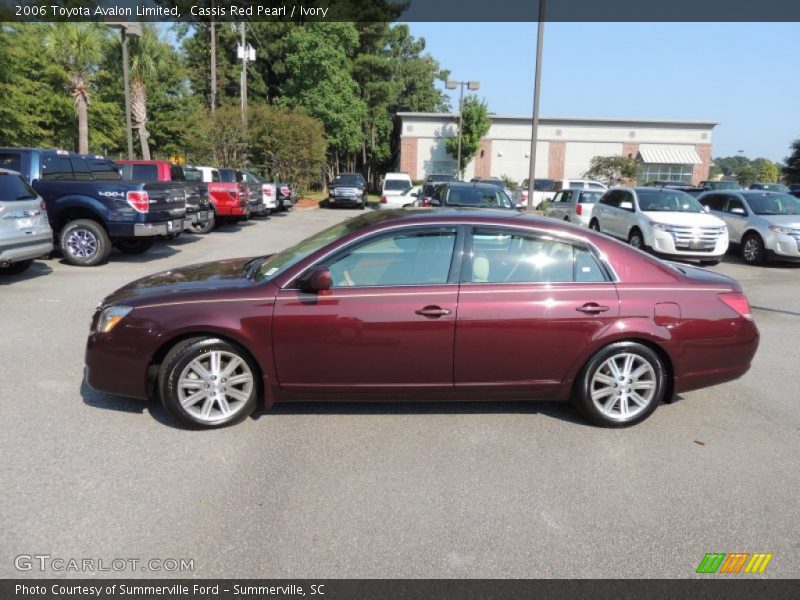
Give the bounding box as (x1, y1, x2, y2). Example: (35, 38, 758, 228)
(379, 172, 413, 209)
(589, 187, 729, 265)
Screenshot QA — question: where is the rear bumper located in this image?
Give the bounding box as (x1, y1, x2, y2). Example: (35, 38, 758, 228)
(130, 219, 185, 237)
(0, 232, 53, 264)
(183, 210, 210, 230)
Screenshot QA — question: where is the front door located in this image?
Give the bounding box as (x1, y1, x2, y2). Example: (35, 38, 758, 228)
(455, 227, 620, 392)
(273, 226, 460, 392)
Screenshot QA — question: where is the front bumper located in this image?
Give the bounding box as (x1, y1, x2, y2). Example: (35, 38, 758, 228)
(766, 232, 800, 260)
(649, 229, 729, 258)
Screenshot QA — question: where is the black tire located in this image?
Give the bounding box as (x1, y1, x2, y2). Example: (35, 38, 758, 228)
(627, 227, 645, 250)
(358, 201, 365, 210)
(188, 212, 216, 234)
(741, 232, 766, 265)
(700, 259, 720, 266)
(589, 219, 600, 231)
(159, 337, 259, 429)
(571, 341, 666, 428)
(0, 259, 33, 275)
(59, 219, 112, 266)
(116, 238, 154, 255)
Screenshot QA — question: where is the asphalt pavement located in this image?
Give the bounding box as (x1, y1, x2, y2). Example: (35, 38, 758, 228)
(1, 206, 798, 579)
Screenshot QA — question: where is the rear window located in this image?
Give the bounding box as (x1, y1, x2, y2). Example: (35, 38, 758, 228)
(384, 179, 411, 191)
(445, 186, 513, 209)
(124, 164, 159, 181)
(534, 179, 556, 191)
(183, 167, 202, 182)
(578, 191, 603, 204)
(219, 169, 238, 183)
(0, 153, 23, 172)
(0, 172, 38, 201)
(170, 164, 185, 181)
(86, 159, 121, 180)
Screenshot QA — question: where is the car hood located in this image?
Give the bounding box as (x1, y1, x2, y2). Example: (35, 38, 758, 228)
(643, 211, 725, 227)
(758, 214, 800, 229)
(101, 257, 259, 307)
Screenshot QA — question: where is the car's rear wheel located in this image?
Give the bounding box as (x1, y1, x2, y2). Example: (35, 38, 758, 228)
(188, 212, 215, 234)
(700, 259, 720, 266)
(628, 228, 645, 250)
(159, 337, 258, 429)
(116, 238, 154, 255)
(741, 233, 766, 265)
(572, 342, 666, 427)
(589, 219, 600, 231)
(60, 219, 112, 266)
(0, 259, 33, 275)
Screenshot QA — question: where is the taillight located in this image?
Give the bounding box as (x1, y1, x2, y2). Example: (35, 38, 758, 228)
(280, 186, 290, 196)
(522, 190, 528, 200)
(126, 191, 149, 213)
(576, 204, 583, 215)
(39, 200, 47, 211)
(718, 293, 752, 320)
(422, 198, 431, 207)
(263, 184, 273, 195)
(380, 196, 387, 204)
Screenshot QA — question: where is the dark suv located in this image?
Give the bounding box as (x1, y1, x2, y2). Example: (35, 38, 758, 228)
(328, 173, 367, 209)
(428, 181, 516, 210)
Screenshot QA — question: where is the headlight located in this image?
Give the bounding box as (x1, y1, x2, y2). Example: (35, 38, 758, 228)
(650, 221, 670, 231)
(769, 225, 795, 235)
(96, 306, 133, 333)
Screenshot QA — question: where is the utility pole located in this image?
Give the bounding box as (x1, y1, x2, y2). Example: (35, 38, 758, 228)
(210, 20, 216, 114)
(239, 22, 247, 127)
(121, 28, 134, 159)
(526, 0, 546, 211)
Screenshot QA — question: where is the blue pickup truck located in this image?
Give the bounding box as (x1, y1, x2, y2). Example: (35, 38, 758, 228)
(0, 148, 187, 266)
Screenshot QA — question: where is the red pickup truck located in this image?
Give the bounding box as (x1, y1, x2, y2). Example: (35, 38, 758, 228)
(191, 166, 250, 223)
(117, 160, 214, 234)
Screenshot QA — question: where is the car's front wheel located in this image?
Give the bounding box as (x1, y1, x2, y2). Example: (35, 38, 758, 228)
(159, 338, 259, 429)
(0, 259, 33, 275)
(589, 219, 600, 231)
(628, 228, 645, 250)
(741, 233, 766, 265)
(116, 238, 154, 255)
(572, 342, 666, 427)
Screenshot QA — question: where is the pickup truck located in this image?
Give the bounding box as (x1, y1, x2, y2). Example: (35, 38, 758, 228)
(117, 160, 214, 234)
(218, 168, 276, 217)
(193, 166, 250, 224)
(0, 148, 186, 266)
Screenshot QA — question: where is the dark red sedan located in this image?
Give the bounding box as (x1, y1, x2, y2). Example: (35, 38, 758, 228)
(85, 209, 759, 429)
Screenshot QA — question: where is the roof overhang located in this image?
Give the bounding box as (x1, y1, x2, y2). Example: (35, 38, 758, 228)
(638, 144, 703, 165)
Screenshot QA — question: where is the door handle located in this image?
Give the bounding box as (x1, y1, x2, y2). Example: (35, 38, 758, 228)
(415, 305, 451, 318)
(576, 303, 610, 314)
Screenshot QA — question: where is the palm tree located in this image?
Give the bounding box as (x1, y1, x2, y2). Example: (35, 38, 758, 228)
(129, 26, 165, 160)
(43, 24, 102, 154)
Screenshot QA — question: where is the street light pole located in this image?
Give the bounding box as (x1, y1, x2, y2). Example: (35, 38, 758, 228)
(446, 79, 480, 179)
(526, 0, 546, 211)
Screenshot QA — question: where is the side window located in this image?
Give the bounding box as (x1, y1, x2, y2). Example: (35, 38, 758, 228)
(87, 159, 121, 180)
(70, 158, 92, 181)
(551, 191, 564, 203)
(470, 229, 607, 284)
(131, 164, 158, 181)
(568, 182, 583, 190)
(41, 155, 72, 180)
(170, 164, 185, 181)
(700, 194, 726, 212)
(562, 190, 574, 203)
(327, 229, 457, 288)
(599, 190, 621, 208)
(619, 192, 635, 211)
(726, 197, 747, 215)
(211, 170, 221, 182)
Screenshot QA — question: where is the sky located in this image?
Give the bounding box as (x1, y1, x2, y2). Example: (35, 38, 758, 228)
(407, 22, 800, 162)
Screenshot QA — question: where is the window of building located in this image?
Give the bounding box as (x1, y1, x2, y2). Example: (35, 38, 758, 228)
(639, 163, 694, 184)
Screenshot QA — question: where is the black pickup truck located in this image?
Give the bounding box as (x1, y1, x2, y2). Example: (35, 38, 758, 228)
(0, 148, 186, 266)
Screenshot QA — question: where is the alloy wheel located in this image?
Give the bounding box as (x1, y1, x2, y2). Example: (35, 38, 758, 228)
(66, 229, 98, 259)
(743, 238, 759, 263)
(177, 350, 254, 424)
(589, 353, 657, 422)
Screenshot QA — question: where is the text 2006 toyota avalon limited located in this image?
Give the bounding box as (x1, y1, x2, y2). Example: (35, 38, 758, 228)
(85, 210, 759, 429)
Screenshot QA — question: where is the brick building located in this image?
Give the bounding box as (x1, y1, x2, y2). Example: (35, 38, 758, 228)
(397, 113, 716, 185)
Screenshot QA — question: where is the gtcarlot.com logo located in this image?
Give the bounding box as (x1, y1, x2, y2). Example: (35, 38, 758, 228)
(14, 554, 194, 573)
(696, 552, 773, 574)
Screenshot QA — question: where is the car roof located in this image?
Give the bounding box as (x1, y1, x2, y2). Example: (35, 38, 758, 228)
(443, 181, 505, 190)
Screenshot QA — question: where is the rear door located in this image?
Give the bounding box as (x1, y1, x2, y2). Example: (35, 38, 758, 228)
(454, 226, 619, 392)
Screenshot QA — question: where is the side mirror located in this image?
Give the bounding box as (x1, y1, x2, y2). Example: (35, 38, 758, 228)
(703, 205, 710, 213)
(297, 266, 332, 293)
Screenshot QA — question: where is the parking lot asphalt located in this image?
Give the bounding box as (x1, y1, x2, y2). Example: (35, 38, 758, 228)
(1, 207, 798, 579)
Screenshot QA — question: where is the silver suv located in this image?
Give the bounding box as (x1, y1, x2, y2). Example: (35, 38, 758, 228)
(0, 169, 53, 275)
(696, 190, 800, 265)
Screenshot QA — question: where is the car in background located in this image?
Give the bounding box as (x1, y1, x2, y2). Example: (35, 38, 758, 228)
(589, 187, 728, 265)
(84, 209, 759, 429)
(193, 166, 250, 224)
(0, 148, 186, 266)
(0, 168, 53, 275)
(470, 177, 514, 201)
(218, 168, 274, 217)
(429, 181, 515, 210)
(545, 188, 605, 226)
(749, 182, 790, 193)
(555, 179, 608, 192)
(378, 172, 413, 209)
(789, 184, 800, 194)
(696, 190, 800, 265)
(425, 174, 456, 184)
(275, 183, 296, 212)
(328, 173, 367, 209)
(118, 160, 214, 234)
(699, 180, 741, 191)
(512, 178, 557, 209)
(644, 181, 707, 197)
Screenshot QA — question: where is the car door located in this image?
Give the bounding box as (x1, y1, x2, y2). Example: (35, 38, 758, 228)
(454, 226, 619, 393)
(722, 195, 750, 244)
(272, 226, 462, 392)
(594, 190, 623, 237)
(615, 190, 637, 239)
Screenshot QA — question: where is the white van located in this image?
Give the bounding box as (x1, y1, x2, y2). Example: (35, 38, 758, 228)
(379, 172, 413, 209)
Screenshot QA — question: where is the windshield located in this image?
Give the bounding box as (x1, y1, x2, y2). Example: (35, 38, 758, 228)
(744, 193, 800, 215)
(333, 174, 363, 187)
(384, 179, 411, 191)
(444, 186, 514, 209)
(637, 190, 704, 213)
(533, 179, 556, 191)
(256, 216, 377, 281)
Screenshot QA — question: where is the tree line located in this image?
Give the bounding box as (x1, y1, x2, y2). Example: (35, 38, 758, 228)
(0, 21, 452, 191)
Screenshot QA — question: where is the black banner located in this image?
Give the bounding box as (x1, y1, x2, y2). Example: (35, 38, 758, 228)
(2, 0, 800, 22)
(3, 579, 800, 600)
